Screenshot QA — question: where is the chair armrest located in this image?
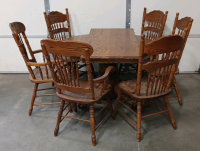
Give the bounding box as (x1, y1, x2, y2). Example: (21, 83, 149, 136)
(26, 62, 48, 67)
(32, 49, 43, 54)
(93, 66, 114, 83)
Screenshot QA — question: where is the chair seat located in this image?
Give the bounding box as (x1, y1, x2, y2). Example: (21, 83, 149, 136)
(119, 79, 171, 99)
(29, 66, 53, 83)
(56, 80, 112, 104)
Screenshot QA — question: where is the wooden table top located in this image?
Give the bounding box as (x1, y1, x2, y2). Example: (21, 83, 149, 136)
(65, 28, 141, 63)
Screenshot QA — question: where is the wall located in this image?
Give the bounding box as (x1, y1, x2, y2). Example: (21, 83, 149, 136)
(0, 0, 47, 72)
(0, 0, 199, 72)
(50, 0, 126, 36)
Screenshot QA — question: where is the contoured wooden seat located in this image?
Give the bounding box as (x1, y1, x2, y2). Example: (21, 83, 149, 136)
(41, 40, 114, 146)
(114, 34, 186, 142)
(9, 22, 60, 116)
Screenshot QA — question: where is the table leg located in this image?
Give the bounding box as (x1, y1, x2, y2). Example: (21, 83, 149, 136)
(99, 63, 120, 99)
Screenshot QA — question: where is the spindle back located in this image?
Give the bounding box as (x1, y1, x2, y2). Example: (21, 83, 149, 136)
(10, 22, 36, 63)
(141, 8, 168, 41)
(10, 22, 50, 80)
(172, 14, 193, 67)
(136, 34, 186, 97)
(44, 8, 71, 40)
(41, 40, 95, 99)
(172, 13, 193, 38)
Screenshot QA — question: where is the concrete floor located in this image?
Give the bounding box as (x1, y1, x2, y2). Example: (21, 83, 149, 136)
(0, 73, 200, 151)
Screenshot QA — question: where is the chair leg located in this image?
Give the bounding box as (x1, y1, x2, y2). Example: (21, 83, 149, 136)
(54, 100, 65, 136)
(90, 63, 97, 78)
(89, 104, 96, 146)
(74, 103, 77, 112)
(29, 83, 38, 116)
(118, 63, 123, 76)
(173, 76, 183, 106)
(68, 102, 73, 113)
(164, 97, 177, 130)
(136, 101, 142, 142)
(113, 89, 122, 119)
(107, 98, 114, 119)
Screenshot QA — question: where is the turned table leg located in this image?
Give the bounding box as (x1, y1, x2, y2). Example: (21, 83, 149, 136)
(98, 63, 120, 99)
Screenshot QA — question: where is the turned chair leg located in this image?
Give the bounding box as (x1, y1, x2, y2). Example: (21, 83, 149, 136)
(54, 100, 65, 136)
(90, 63, 97, 78)
(113, 89, 122, 119)
(118, 63, 123, 76)
(74, 103, 77, 112)
(164, 97, 177, 130)
(173, 76, 183, 106)
(89, 104, 96, 146)
(136, 101, 142, 142)
(29, 83, 38, 116)
(107, 98, 114, 119)
(67, 102, 73, 113)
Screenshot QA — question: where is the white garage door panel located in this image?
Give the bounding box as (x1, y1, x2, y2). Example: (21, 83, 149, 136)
(179, 38, 200, 72)
(0, 0, 47, 35)
(131, 0, 199, 35)
(0, 0, 199, 72)
(50, 0, 126, 36)
(0, 38, 44, 72)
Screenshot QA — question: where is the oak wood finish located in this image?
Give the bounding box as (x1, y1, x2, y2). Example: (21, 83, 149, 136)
(141, 7, 168, 42)
(119, 8, 168, 76)
(65, 29, 140, 63)
(171, 14, 193, 106)
(41, 39, 114, 146)
(9, 22, 61, 116)
(44, 8, 71, 40)
(114, 34, 186, 141)
(44, 9, 96, 78)
(65, 29, 140, 99)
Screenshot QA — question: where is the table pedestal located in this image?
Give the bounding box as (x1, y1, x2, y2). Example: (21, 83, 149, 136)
(99, 63, 120, 99)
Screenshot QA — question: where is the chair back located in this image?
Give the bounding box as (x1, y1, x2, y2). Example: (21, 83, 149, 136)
(10, 22, 50, 81)
(141, 7, 168, 41)
(172, 13, 193, 66)
(41, 40, 95, 99)
(136, 34, 186, 97)
(44, 8, 71, 40)
(172, 13, 193, 38)
(10, 22, 36, 63)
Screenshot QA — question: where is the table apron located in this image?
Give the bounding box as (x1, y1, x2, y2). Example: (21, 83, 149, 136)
(81, 58, 138, 64)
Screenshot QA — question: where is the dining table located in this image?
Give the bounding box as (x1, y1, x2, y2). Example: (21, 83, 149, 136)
(65, 28, 141, 99)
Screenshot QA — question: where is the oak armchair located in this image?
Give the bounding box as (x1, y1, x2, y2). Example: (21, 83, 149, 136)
(41, 39, 114, 146)
(114, 34, 186, 141)
(170, 13, 193, 106)
(9, 22, 61, 116)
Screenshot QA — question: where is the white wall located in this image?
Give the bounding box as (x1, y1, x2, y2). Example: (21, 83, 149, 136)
(0, 0, 47, 72)
(0, 0, 199, 72)
(50, 0, 126, 36)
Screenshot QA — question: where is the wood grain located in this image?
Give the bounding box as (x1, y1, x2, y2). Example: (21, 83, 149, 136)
(9, 22, 59, 116)
(171, 13, 194, 106)
(41, 39, 115, 146)
(114, 34, 185, 142)
(65, 29, 140, 63)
